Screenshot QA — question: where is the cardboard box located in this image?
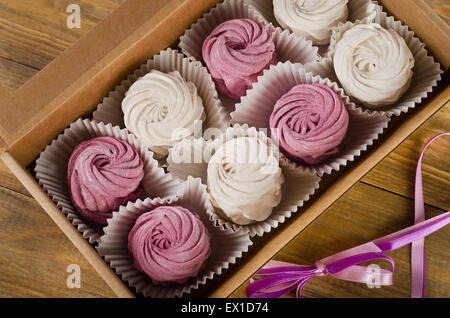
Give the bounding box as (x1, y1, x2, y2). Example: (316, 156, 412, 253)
(0, 0, 448, 298)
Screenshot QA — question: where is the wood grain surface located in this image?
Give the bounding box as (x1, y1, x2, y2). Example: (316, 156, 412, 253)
(0, 0, 449, 298)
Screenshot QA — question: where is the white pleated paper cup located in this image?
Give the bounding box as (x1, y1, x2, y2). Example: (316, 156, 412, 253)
(92, 48, 229, 147)
(167, 124, 321, 237)
(34, 118, 183, 244)
(178, 0, 320, 113)
(96, 177, 253, 298)
(302, 57, 339, 85)
(244, 0, 379, 55)
(230, 62, 391, 177)
(327, 6, 443, 117)
(242, 0, 277, 26)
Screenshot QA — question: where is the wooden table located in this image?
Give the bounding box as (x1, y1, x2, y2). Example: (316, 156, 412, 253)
(0, 0, 448, 298)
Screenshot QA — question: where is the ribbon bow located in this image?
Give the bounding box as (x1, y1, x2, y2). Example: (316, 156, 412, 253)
(246, 133, 449, 298)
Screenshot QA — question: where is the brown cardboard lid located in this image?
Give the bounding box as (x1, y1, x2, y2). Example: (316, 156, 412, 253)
(0, 0, 220, 165)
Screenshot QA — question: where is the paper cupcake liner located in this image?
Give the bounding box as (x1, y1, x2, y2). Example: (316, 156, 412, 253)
(326, 4, 443, 117)
(244, 0, 379, 56)
(167, 124, 321, 237)
(242, 0, 277, 26)
(230, 62, 391, 176)
(96, 177, 253, 298)
(34, 118, 183, 244)
(178, 0, 320, 113)
(92, 48, 229, 147)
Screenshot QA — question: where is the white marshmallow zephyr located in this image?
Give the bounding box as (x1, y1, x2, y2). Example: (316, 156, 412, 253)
(207, 137, 284, 226)
(333, 23, 415, 108)
(273, 0, 349, 45)
(122, 70, 206, 158)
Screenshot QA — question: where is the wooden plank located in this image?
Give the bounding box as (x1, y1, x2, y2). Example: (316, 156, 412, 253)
(0, 161, 29, 196)
(231, 182, 450, 298)
(0, 57, 38, 93)
(363, 103, 450, 211)
(0, 186, 115, 297)
(0, 0, 125, 70)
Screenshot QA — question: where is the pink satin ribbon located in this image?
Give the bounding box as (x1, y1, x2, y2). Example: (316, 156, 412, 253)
(411, 132, 450, 297)
(246, 133, 449, 298)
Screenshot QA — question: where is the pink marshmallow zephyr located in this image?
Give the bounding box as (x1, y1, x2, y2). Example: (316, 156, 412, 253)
(128, 205, 211, 284)
(202, 18, 277, 99)
(67, 137, 144, 225)
(270, 84, 349, 165)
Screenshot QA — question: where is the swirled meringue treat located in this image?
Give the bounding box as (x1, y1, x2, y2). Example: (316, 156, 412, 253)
(333, 23, 415, 108)
(273, 0, 349, 45)
(67, 137, 144, 225)
(231, 62, 391, 176)
(207, 137, 284, 225)
(122, 70, 206, 158)
(270, 84, 349, 165)
(167, 125, 322, 236)
(97, 177, 253, 297)
(128, 205, 211, 284)
(202, 18, 278, 99)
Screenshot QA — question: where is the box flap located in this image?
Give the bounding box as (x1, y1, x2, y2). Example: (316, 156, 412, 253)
(0, 0, 220, 164)
(378, 0, 450, 70)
